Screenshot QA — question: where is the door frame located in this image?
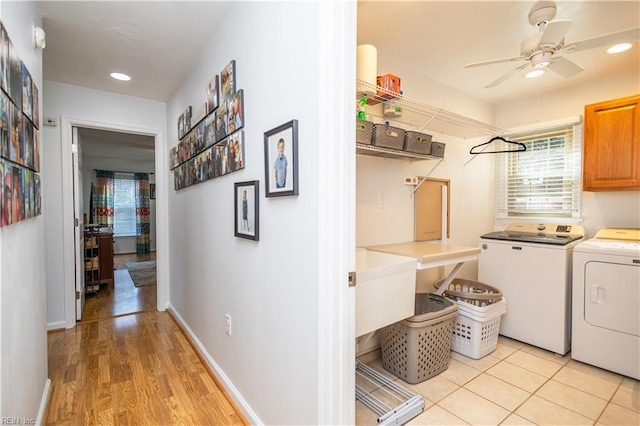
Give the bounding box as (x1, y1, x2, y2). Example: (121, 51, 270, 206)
(61, 116, 169, 328)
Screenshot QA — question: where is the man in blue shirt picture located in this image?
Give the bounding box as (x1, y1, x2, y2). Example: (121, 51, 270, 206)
(273, 138, 288, 189)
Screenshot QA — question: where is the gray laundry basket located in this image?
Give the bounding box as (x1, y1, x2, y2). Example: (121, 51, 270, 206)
(380, 293, 458, 384)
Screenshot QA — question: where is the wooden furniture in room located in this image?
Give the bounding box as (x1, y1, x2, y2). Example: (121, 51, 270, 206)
(97, 230, 115, 288)
(584, 94, 640, 191)
(83, 225, 101, 294)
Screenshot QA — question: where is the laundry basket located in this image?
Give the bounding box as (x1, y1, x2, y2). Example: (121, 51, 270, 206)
(434, 278, 502, 307)
(451, 298, 507, 359)
(380, 294, 458, 384)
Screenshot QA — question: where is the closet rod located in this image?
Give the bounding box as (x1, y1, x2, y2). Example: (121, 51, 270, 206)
(93, 169, 154, 175)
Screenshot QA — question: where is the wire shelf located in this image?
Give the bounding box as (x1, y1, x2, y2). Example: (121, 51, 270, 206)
(356, 80, 506, 140)
(356, 143, 441, 161)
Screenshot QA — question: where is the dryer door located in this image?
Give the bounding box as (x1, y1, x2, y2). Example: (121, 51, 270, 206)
(584, 261, 640, 337)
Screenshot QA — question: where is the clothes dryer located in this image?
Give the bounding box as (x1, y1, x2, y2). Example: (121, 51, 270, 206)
(572, 228, 640, 379)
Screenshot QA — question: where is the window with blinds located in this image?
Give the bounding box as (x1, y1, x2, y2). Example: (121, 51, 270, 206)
(114, 178, 137, 236)
(495, 119, 582, 219)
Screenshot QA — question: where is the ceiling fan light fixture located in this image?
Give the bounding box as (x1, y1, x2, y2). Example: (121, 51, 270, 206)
(526, 69, 545, 79)
(607, 42, 632, 54)
(110, 72, 131, 81)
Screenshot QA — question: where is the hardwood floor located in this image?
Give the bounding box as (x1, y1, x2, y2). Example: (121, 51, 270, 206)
(81, 253, 157, 322)
(46, 311, 247, 425)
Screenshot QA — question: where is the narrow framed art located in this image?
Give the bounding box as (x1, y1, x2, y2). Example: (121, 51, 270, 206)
(234, 180, 259, 241)
(264, 119, 298, 197)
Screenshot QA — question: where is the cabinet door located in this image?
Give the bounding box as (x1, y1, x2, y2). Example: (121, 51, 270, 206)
(584, 94, 640, 191)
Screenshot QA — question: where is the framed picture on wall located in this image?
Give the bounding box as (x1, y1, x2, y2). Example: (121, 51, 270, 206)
(220, 60, 236, 102)
(150, 183, 156, 200)
(264, 119, 298, 197)
(206, 74, 219, 114)
(234, 180, 259, 241)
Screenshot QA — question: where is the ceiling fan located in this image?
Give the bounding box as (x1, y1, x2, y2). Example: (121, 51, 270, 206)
(464, 1, 639, 88)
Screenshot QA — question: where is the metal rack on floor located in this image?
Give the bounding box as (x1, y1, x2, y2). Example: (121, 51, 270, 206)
(355, 360, 424, 425)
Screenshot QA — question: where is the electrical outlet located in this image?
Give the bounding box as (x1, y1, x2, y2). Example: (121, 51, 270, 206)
(225, 314, 232, 336)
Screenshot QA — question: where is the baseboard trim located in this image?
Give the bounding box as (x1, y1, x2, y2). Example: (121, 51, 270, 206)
(36, 378, 52, 425)
(167, 305, 261, 425)
(47, 321, 66, 331)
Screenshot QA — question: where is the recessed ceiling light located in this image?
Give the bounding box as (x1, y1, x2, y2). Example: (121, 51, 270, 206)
(607, 43, 632, 54)
(110, 72, 131, 81)
(525, 70, 545, 79)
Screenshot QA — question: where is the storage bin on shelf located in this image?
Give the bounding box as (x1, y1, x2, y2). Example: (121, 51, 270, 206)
(380, 293, 458, 384)
(430, 141, 446, 158)
(404, 131, 432, 154)
(355, 119, 374, 145)
(434, 278, 506, 359)
(372, 123, 406, 150)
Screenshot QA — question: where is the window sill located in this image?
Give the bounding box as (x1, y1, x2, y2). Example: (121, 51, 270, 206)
(114, 234, 137, 238)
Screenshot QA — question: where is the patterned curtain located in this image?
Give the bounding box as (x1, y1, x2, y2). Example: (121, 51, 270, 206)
(93, 170, 115, 226)
(134, 173, 151, 254)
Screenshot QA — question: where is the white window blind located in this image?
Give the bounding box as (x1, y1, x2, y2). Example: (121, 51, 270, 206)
(114, 178, 136, 236)
(495, 118, 582, 219)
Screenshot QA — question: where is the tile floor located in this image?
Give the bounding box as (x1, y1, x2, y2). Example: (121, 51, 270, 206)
(356, 337, 640, 425)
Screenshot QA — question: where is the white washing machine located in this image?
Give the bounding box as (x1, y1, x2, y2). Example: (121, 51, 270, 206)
(572, 228, 640, 379)
(479, 223, 585, 355)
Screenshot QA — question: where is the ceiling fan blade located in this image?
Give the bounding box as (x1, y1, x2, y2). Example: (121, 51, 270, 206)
(538, 19, 573, 47)
(484, 63, 529, 88)
(464, 56, 525, 68)
(565, 27, 640, 53)
(547, 56, 584, 78)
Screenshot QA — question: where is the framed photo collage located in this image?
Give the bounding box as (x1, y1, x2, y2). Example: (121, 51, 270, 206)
(170, 60, 245, 190)
(0, 21, 42, 228)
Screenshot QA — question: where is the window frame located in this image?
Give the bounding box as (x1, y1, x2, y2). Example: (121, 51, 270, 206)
(494, 116, 583, 221)
(113, 176, 137, 237)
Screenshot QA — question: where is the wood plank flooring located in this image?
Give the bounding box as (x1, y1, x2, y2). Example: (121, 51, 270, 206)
(81, 253, 157, 322)
(46, 311, 247, 425)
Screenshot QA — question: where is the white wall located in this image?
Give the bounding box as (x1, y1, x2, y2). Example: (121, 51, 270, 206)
(166, 2, 353, 424)
(42, 81, 166, 328)
(496, 70, 640, 237)
(0, 1, 48, 420)
(356, 69, 497, 281)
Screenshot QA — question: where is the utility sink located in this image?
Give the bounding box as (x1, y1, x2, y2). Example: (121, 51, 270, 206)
(356, 248, 417, 337)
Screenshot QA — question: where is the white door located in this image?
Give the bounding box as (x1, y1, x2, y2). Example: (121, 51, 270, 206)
(72, 126, 85, 320)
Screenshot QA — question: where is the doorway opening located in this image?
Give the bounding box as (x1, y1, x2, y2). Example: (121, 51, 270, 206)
(73, 126, 157, 323)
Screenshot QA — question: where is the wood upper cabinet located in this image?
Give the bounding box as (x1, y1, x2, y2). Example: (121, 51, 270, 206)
(583, 94, 640, 191)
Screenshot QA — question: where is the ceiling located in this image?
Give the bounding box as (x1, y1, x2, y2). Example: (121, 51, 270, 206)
(38, 1, 639, 158)
(39, 1, 232, 102)
(358, 1, 639, 104)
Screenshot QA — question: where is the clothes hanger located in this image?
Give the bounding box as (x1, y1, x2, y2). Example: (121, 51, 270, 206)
(469, 136, 527, 154)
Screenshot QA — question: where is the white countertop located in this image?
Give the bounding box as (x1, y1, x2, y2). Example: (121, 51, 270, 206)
(363, 241, 480, 269)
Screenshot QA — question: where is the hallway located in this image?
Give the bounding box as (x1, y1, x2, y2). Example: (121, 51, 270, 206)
(46, 311, 247, 425)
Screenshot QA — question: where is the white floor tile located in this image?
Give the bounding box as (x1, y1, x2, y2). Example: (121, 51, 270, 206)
(515, 395, 593, 425)
(564, 359, 625, 385)
(439, 388, 510, 425)
(504, 350, 563, 378)
(500, 413, 537, 425)
(450, 351, 501, 371)
(554, 364, 621, 400)
(497, 336, 525, 349)
(439, 358, 482, 386)
(611, 378, 640, 412)
(492, 342, 519, 359)
(464, 373, 530, 411)
(520, 345, 571, 366)
(399, 374, 458, 404)
(598, 402, 640, 425)
(486, 360, 547, 393)
(406, 404, 469, 425)
(535, 379, 607, 420)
